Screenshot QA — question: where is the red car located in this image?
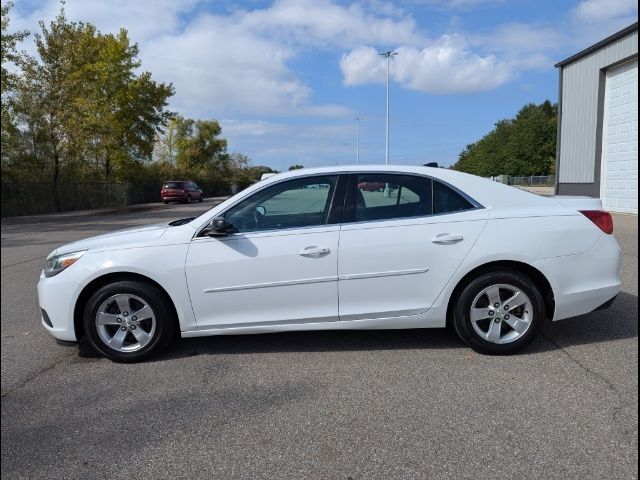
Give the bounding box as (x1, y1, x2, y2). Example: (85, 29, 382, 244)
(160, 181, 204, 204)
(357, 181, 386, 192)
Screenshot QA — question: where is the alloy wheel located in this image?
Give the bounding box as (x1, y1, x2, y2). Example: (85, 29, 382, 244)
(469, 283, 533, 344)
(95, 293, 157, 352)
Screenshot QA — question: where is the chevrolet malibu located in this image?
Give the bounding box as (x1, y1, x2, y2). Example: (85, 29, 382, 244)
(38, 166, 622, 361)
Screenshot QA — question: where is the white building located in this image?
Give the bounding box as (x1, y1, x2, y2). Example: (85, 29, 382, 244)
(555, 22, 638, 214)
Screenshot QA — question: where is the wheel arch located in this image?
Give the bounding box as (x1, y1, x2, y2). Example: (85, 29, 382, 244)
(445, 260, 555, 327)
(74, 272, 179, 341)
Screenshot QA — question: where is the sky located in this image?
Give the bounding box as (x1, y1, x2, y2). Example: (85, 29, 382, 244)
(7, 0, 639, 171)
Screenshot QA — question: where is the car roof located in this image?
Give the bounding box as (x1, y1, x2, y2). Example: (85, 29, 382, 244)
(262, 165, 553, 210)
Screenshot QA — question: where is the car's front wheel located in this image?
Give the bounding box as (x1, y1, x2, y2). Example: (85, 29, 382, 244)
(453, 270, 544, 354)
(83, 281, 176, 362)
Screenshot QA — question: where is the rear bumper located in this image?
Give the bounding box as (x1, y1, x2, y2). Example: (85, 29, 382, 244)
(534, 234, 622, 321)
(161, 195, 186, 201)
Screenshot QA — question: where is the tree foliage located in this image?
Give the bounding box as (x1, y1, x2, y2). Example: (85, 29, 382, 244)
(5, 5, 175, 189)
(2, 4, 174, 191)
(1, 2, 29, 166)
(452, 101, 557, 177)
(1, 4, 262, 209)
(1, 2, 29, 92)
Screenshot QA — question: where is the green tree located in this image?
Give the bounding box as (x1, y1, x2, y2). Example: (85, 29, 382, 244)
(218, 152, 251, 185)
(245, 165, 276, 181)
(0, 2, 28, 93)
(453, 101, 557, 177)
(288, 164, 304, 170)
(161, 116, 228, 172)
(10, 5, 173, 205)
(1, 3, 259, 215)
(1, 2, 29, 176)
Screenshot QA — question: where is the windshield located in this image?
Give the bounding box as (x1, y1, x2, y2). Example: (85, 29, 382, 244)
(162, 182, 183, 189)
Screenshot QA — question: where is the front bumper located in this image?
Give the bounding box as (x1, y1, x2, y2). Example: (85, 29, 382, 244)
(37, 271, 80, 341)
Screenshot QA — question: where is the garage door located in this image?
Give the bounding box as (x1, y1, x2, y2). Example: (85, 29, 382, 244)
(601, 57, 638, 214)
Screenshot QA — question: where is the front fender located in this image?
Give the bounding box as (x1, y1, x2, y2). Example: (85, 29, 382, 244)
(73, 244, 196, 332)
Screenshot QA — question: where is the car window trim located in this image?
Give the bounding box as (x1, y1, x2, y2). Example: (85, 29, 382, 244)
(194, 170, 483, 238)
(342, 171, 483, 225)
(327, 174, 347, 225)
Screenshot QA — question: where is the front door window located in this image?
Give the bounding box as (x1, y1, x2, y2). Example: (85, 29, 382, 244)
(224, 176, 338, 233)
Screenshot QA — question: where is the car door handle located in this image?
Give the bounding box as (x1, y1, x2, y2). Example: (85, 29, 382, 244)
(299, 246, 331, 257)
(432, 234, 464, 245)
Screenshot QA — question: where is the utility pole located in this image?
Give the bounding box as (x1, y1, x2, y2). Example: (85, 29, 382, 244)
(379, 51, 397, 165)
(355, 116, 360, 164)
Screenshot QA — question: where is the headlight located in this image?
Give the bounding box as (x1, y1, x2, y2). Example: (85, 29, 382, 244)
(44, 250, 86, 277)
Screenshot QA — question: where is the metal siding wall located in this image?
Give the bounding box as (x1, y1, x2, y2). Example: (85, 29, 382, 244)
(559, 30, 638, 183)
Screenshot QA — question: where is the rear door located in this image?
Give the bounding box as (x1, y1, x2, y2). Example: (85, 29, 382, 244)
(337, 173, 489, 320)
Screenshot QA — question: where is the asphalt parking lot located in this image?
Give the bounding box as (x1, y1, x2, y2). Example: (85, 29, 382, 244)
(1, 202, 637, 480)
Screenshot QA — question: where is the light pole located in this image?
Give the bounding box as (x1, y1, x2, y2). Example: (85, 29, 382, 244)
(355, 116, 360, 164)
(379, 50, 397, 165)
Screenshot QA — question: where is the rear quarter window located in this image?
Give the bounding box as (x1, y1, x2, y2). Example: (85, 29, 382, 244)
(434, 181, 475, 214)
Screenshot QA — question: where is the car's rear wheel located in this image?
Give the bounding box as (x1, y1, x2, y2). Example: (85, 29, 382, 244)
(453, 270, 544, 354)
(186, 195, 192, 204)
(199, 194, 203, 202)
(83, 281, 176, 362)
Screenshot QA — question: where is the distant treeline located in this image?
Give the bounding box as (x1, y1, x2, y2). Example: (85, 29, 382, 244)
(452, 101, 557, 177)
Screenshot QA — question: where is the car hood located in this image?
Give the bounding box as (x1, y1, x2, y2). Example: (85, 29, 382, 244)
(51, 223, 169, 257)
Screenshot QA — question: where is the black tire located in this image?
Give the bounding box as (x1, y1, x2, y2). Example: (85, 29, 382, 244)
(186, 195, 192, 204)
(83, 281, 176, 362)
(198, 194, 204, 203)
(452, 270, 545, 355)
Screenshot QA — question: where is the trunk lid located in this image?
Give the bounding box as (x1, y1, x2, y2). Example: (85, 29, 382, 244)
(553, 196, 604, 211)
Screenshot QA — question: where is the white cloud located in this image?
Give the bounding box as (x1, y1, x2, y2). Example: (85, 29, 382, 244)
(14, 0, 634, 126)
(340, 35, 512, 94)
(475, 23, 564, 54)
(409, 0, 504, 10)
(12, 0, 197, 42)
(221, 120, 289, 137)
(221, 119, 361, 168)
(572, 0, 638, 22)
(135, 0, 427, 115)
(11, 0, 364, 117)
(143, 14, 311, 116)
(239, 0, 424, 48)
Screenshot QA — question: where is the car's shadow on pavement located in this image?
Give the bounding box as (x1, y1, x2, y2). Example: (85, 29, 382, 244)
(162, 327, 466, 360)
(150, 292, 637, 361)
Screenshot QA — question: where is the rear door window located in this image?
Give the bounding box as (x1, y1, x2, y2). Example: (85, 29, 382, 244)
(346, 174, 433, 222)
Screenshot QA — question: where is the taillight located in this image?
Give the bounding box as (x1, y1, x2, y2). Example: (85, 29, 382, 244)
(580, 210, 614, 234)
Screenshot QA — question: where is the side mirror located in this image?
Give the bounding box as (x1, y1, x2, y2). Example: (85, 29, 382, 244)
(203, 217, 233, 237)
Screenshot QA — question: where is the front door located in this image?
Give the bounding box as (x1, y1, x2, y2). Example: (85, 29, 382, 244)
(185, 175, 341, 329)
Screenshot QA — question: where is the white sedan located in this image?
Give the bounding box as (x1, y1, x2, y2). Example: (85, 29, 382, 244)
(37, 166, 622, 361)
